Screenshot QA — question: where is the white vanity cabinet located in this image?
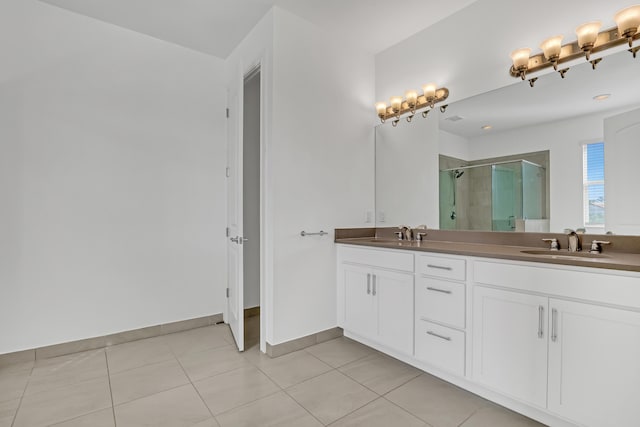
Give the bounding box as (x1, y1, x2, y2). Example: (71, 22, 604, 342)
(472, 286, 548, 408)
(337, 246, 414, 356)
(547, 299, 640, 427)
(473, 259, 640, 427)
(414, 254, 467, 376)
(336, 243, 640, 427)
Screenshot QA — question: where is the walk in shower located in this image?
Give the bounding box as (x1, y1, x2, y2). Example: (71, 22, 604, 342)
(439, 160, 547, 232)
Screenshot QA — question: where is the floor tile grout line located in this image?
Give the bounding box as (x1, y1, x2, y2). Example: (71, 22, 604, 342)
(103, 351, 117, 427)
(380, 395, 436, 427)
(9, 361, 36, 427)
(281, 380, 334, 427)
(106, 351, 182, 377)
(208, 389, 284, 422)
(172, 346, 219, 423)
(375, 371, 423, 397)
(279, 365, 380, 427)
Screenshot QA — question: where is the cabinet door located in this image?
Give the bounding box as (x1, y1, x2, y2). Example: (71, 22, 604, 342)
(548, 299, 640, 427)
(342, 264, 376, 340)
(473, 286, 548, 408)
(374, 268, 414, 355)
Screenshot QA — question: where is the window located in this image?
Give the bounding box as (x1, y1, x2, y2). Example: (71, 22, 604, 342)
(583, 142, 604, 227)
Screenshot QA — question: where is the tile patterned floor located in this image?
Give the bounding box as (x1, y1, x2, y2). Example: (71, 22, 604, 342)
(0, 320, 546, 427)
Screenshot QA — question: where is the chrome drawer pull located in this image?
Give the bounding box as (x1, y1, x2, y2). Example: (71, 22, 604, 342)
(426, 286, 452, 294)
(538, 305, 544, 339)
(426, 264, 453, 271)
(427, 331, 452, 341)
(372, 274, 377, 296)
(551, 308, 558, 342)
(366, 273, 371, 295)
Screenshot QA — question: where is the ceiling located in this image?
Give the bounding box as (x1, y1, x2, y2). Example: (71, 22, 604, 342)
(38, 0, 640, 137)
(40, 0, 477, 58)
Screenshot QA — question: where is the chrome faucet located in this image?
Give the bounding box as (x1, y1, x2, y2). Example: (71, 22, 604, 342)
(564, 229, 581, 252)
(542, 238, 560, 251)
(589, 240, 611, 254)
(396, 225, 411, 241)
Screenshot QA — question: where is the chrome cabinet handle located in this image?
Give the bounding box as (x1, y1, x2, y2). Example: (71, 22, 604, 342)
(427, 331, 451, 341)
(538, 306, 544, 339)
(426, 286, 452, 295)
(372, 275, 377, 296)
(551, 308, 558, 342)
(366, 273, 371, 295)
(427, 264, 452, 271)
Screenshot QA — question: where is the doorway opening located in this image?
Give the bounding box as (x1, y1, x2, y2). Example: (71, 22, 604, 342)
(242, 66, 261, 351)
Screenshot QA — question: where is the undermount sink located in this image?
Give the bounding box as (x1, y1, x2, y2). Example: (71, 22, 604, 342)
(520, 250, 610, 259)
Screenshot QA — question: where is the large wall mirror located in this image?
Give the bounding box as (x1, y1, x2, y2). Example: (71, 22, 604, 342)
(375, 48, 640, 235)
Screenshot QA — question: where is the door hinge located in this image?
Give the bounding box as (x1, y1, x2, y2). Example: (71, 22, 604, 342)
(226, 227, 230, 237)
(225, 167, 230, 178)
(226, 288, 230, 298)
(226, 108, 229, 118)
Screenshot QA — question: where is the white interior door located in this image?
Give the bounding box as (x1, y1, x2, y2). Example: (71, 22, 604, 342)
(226, 90, 244, 351)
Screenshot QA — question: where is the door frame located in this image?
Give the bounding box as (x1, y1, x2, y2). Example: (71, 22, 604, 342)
(225, 55, 270, 354)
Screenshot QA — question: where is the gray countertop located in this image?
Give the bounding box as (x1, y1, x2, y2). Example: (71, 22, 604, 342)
(335, 236, 640, 273)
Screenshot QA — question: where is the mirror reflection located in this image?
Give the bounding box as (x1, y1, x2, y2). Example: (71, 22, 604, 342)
(439, 153, 548, 232)
(375, 47, 640, 235)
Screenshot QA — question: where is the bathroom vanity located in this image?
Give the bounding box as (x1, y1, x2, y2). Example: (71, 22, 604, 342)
(335, 230, 640, 427)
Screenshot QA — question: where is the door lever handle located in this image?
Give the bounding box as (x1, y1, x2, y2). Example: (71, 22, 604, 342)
(230, 237, 239, 243)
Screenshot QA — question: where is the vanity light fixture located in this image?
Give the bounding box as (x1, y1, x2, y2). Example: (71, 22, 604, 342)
(509, 4, 640, 86)
(375, 84, 449, 127)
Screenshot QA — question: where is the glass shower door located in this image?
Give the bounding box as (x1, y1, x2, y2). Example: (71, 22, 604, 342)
(491, 163, 521, 231)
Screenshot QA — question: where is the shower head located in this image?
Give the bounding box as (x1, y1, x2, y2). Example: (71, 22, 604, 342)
(454, 170, 465, 179)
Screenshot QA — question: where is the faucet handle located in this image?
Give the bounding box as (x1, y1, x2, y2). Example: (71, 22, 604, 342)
(415, 232, 427, 242)
(394, 231, 404, 240)
(589, 240, 611, 254)
(542, 238, 559, 251)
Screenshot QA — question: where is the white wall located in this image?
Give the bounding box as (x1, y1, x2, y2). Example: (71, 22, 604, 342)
(269, 8, 375, 345)
(0, 1, 227, 354)
(466, 112, 611, 232)
(439, 130, 470, 161)
(224, 7, 374, 346)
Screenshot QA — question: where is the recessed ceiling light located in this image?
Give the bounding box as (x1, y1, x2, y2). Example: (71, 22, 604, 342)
(593, 94, 611, 101)
(481, 125, 493, 130)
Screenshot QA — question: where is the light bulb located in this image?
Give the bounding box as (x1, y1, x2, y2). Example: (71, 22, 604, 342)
(389, 96, 402, 112)
(576, 21, 602, 49)
(615, 5, 640, 38)
(404, 90, 418, 107)
(540, 35, 563, 60)
(510, 48, 531, 70)
(375, 102, 387, 116)
(422, 83, 437, 100)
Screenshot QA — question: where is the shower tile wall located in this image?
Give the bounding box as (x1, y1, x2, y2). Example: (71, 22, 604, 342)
(467, 166, 492, 230)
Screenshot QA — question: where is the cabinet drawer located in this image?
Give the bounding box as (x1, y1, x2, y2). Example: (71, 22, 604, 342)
(416, 278, 465, 329)
(415, 320, 465, 376)
(339, 245, 414, 272)
(417, 254, 466, 281)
